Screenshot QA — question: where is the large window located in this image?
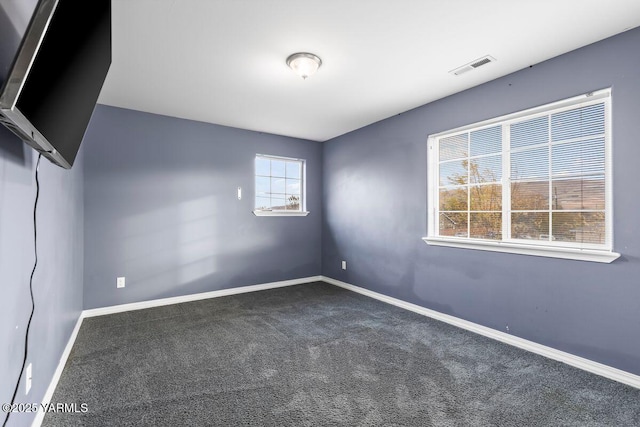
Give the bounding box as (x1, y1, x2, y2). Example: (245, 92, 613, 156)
(253, 154, 308, 216)
(425, 89, 618, 263)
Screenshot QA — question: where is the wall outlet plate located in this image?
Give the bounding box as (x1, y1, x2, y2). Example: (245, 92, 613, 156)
(26, 363, 32, 394)
(117, 277, 126, 288)
(341, 261, 347, 270)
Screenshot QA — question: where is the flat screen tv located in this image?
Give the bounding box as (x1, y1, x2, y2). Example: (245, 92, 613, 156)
(0, 0, 111, 169)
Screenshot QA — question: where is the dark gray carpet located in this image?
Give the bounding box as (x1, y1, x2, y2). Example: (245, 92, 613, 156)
(43, 282, 640, 426)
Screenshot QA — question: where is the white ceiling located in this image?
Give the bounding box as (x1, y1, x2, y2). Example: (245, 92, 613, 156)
(98, 0, 640, 142)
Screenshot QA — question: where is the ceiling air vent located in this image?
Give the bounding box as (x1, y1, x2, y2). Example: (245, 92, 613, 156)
(450, 55, 496, 76)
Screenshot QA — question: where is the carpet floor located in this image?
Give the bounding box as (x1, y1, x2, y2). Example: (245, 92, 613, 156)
(43, 281, 640, 426)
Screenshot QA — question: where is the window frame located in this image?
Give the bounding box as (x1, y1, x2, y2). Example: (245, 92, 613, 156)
(424, 89, 619, 263)
(253, 154, 309, 217)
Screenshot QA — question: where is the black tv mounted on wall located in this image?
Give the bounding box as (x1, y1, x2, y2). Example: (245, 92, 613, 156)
(0, 0, 111, 169)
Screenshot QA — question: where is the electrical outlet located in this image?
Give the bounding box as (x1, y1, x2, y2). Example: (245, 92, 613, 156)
(26, 363, 32, 394)
(117, 277, 126, 288)
(341, 260, 347, 270)
(237, 187, 242, 200)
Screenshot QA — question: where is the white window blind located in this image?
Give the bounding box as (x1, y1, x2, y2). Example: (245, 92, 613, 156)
(509, 103, 607, 246)
(426, 89, 617, 263)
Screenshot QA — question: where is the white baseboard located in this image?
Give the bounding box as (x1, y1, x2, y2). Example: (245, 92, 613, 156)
(83, 276, 322, 318)
(321, 275, 640, 390)
(32, 315, 84, 427)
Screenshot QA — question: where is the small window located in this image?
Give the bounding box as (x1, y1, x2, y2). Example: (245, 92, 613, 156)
(253, 154, 308, 216)
(425, 89, 619, 263)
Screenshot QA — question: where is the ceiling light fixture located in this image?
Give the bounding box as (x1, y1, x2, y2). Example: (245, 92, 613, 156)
(286, 52, 322, 80)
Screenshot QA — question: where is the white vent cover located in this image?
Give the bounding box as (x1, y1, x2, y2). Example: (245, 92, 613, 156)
(450, 55, 496, 76)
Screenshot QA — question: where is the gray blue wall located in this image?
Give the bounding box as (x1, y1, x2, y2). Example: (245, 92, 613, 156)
(82, 106, 322, 309)
(1, 2, 84, 425)
(322, 27, 640, 376)
(0, 127, 84, 427)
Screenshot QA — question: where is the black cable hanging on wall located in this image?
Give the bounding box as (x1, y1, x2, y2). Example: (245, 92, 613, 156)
(3, 153, 42, 427)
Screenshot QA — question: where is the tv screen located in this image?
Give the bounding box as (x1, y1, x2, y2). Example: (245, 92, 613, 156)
(0, 0, 111, 169)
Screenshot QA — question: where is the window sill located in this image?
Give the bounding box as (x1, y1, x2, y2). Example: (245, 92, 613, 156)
(422, 236, 620, 263)
(253, 210, 310, 217)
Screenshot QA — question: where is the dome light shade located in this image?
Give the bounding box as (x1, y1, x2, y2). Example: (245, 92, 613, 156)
(286, 52, 322, 79)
